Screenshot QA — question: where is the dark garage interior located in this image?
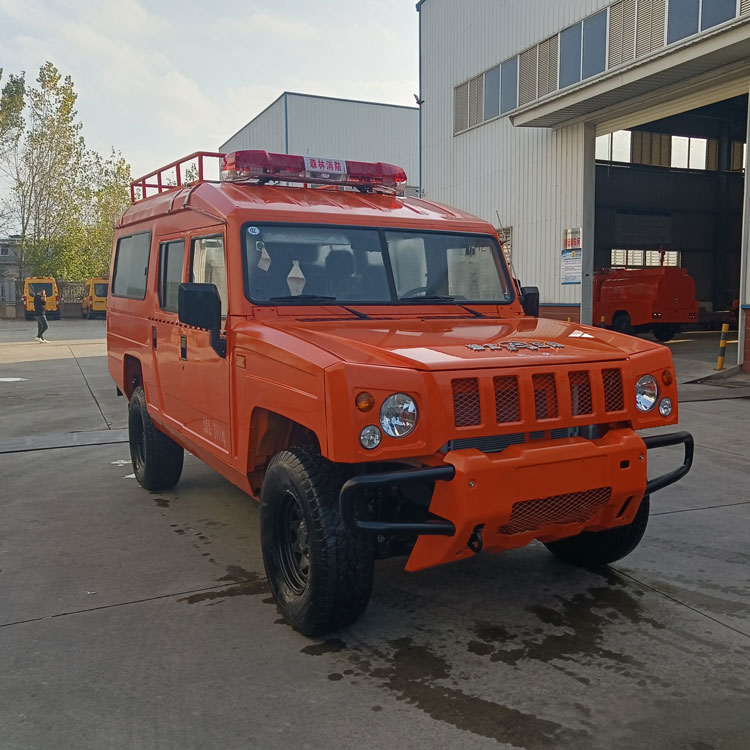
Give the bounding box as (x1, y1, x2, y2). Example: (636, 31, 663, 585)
(595, 95, 746, 325)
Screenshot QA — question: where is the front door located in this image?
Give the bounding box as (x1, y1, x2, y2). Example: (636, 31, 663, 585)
(178, 233, 231, 457)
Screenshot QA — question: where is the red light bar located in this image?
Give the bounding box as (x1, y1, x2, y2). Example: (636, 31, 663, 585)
(221, 150, 407, 194)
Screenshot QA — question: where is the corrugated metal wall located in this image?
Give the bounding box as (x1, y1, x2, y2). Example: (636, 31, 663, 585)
(286, 95, 419, 190)
(220, 97, 286, 154)
(220, 94, 419, 192)
(421, 0, 611, 304)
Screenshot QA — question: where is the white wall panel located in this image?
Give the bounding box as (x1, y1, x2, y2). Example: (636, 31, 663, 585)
(286, 95, 419, 189)
(220, 97, 286, 154)
(420, 0, 606, 304)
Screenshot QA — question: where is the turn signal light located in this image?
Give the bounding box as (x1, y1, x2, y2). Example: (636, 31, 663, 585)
(662, 370, 673, 386)
(355, 392, 375, 412)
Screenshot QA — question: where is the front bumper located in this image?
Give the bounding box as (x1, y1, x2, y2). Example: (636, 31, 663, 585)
(339, 429, 693, 571)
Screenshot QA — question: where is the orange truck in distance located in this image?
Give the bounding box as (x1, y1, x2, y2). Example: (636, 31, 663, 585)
(594, 266, 699, 342)
(107, 150, 693, 635)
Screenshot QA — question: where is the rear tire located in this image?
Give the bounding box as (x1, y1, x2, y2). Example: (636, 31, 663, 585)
(652, 324, 679, 342)
(128, 386, 184, 491)
(260, 447, 374, 636)
(612, 312, 633, 336)
(544, 495, 650, 567)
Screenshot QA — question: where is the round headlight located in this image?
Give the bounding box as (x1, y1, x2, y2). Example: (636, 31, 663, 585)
(659, 397, 673, 417)
(360, 425, 382, 450)
(379, 393, 418, 438)
(636, 375, 659, 412)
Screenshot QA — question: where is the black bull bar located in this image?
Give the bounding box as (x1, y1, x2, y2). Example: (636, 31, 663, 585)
(339, 430, 694, 536)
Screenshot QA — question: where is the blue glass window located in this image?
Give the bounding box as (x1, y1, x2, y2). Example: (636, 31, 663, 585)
(667, 0, 700, 44)
(484, 66, 500, 120)
(559, 23, 582, 89)
(582, 10, 607, 80)
(701, 0, 736, 31)
(500, 57, 518, 114)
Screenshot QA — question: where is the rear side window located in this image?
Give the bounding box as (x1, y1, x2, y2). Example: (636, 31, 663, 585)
(191, 235, 227, 316)
(158, 241, 185, 312)
(112, 232, 151, 299)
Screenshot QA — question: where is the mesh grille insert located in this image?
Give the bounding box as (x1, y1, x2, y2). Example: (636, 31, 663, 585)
(532, 373, 558, 419)
(493, 376, 521, 423)
(452, 378, 481, 426)
(602, 369, 625, 412)
(569, 371, 593, 415)
(498, 487, 612, 535)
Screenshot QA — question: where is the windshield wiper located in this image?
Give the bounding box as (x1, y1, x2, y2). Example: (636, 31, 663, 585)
(400, 295, 488, 319)
(269, 295, 370, 319)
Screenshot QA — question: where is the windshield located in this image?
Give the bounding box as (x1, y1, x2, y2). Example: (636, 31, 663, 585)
(94, 283, 109, 297)
(28, 282, 53, 296)
(243, 224, 513, 304)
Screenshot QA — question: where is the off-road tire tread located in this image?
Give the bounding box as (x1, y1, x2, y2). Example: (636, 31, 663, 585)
(261, 447, 374, 636)
(128, 386, 184, 491)
(544, 495, 650, 567)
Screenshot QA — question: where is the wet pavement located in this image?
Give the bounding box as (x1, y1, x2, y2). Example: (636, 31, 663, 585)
(1, 319, 749, 750)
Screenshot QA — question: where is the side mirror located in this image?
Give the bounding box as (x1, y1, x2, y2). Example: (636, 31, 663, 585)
(178, 283, 226, 357)
(520, 286, 540, 317)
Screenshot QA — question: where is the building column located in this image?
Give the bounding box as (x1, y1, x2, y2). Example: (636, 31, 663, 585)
(581, 122, 596, 325)
(739, 81, 750, 369)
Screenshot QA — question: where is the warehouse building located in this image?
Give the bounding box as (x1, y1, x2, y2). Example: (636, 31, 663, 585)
(418, 0, 750, 370)
(220, 92, 420, 195)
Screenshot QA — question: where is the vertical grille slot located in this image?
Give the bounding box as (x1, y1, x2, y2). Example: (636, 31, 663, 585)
(569, 371, 593, 415)
(532, 374, 558, 420)
(452, 378, 481, 426)
(493, 376, 521, 423)
(602, 368, 625, 412)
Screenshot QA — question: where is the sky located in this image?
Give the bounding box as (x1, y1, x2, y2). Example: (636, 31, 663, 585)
(0, 0, 419, 178)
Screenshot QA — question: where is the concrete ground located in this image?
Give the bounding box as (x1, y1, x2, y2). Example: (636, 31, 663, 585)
(1, 319, 749, 750)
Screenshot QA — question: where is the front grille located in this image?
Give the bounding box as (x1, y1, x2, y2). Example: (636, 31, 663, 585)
(498, 487, 612, 535)
(602, 369, 625, 412)
(452, 378, 481, 426)
(444, 427, 579, 454)
(569, 371, 593, 415)
(449, 365, 628, 428)
(533, 373, 558, 419)
(494, 376, 521, 423)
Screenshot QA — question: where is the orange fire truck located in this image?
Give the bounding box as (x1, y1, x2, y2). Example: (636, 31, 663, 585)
(107, 150, 693, 635)
(594, 265, 699, 342)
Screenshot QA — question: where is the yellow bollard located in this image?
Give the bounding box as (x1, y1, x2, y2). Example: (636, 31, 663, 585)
(715, 323, 730, 371)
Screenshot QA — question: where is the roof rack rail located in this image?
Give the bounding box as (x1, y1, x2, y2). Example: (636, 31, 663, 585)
(130, 152, 223, 204)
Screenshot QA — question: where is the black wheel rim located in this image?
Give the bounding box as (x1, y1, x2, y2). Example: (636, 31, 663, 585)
(132, 409, 146, 472)
(275, 490, 310, 595)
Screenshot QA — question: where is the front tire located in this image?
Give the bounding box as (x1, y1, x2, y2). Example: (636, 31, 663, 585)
(544, 495, 650, 567)
(260, 448, 374, 636)
(128, 386, 184, 491)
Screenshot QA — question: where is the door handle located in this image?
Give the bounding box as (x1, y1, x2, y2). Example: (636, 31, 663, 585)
(152, 326, 157, 349)
(180, 334, 187, 361)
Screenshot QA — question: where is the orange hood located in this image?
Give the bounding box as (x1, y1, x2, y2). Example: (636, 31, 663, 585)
(256, 315, 659, 371)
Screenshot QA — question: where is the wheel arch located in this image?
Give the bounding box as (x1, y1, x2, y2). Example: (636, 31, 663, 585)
(248, 408, 322, 496)
(123, 355, 143, 400)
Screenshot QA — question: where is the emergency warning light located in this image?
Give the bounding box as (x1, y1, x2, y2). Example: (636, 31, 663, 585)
(129, 150, 408, 203)
(220, 150, 407, 194)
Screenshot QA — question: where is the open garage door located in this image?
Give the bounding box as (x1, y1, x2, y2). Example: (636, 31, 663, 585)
(593, 91, 747, 373)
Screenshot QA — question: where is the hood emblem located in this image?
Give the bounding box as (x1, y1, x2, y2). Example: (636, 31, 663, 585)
(466, 341, 564, 352)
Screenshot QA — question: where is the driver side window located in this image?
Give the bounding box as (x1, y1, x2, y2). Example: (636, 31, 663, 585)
(191, 235, 227, 316)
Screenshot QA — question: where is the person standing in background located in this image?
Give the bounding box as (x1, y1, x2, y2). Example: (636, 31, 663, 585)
(34, 290, 49, 342)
